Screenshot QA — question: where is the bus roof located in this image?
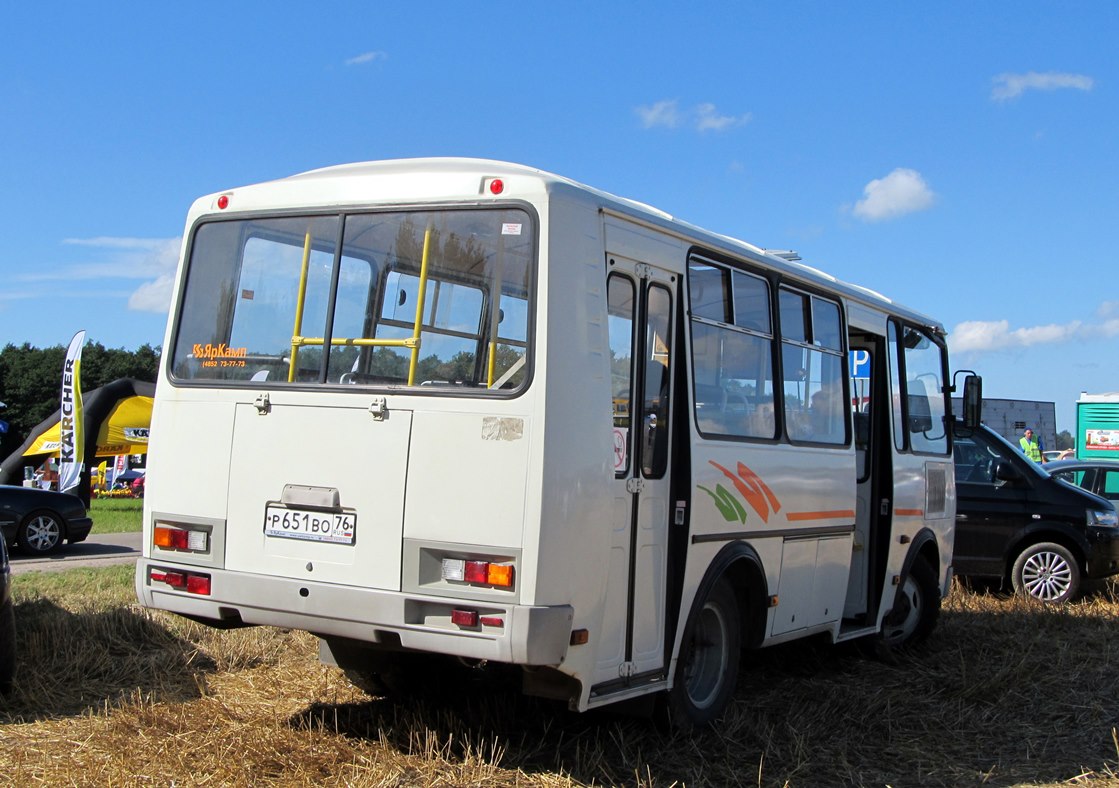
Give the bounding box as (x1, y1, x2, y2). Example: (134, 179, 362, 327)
(196, 157, 944, 334)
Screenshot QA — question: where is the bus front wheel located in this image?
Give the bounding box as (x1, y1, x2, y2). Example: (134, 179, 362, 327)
(878, 558, 939, 649)
(665, 577, 741, 729)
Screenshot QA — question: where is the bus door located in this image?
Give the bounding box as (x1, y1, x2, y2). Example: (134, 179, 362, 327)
(595, 254, 676, 691)
(844, 331, 892, 625)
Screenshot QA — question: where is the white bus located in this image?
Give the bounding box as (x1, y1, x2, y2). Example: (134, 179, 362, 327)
(136, 158, 976, 726)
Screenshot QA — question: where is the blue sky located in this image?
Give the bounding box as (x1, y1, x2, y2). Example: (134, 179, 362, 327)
(1, 3, 1115, 431)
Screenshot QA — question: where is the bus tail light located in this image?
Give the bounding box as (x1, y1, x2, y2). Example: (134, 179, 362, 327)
(154, 524, 209, 552)
(150, 567, 212, 596)
(441, 558, 515, 589)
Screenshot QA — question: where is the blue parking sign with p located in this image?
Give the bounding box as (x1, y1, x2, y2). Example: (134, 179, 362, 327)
(850, 350, 871, 379)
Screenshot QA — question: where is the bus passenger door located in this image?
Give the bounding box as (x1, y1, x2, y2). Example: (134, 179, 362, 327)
(596, 256, 676, 690)
(845, 333, 892, 626)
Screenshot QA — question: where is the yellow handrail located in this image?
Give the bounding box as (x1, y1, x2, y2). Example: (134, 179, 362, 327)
(286, 223, 434, 384)
(406, 223, 434, 386)
(287, 232, 313, 382)
(486, 233, 506, 388)
(291, 336, 419, 349)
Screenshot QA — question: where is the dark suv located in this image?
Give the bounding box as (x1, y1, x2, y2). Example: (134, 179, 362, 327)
(952, 421, 1119, 603)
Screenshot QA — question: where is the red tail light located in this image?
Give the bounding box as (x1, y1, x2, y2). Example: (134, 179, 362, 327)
(150, 567, 211, 596)
(442, 558, 515, 589)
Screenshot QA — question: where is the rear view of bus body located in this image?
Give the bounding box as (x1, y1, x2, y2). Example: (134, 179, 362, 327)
(136, 158, 959, 726)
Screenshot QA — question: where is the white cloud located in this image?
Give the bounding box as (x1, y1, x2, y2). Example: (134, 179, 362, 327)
(637, 99, 682, 129)
(637, 100, 750, 132)
(128, 274, 176, 313)
(345, 51, 387, 66)
(991, 71, 1094, 102)
(0, 289, 36, 302)
(852, 168, 935, 222)
(16, 236, 181, 313)
(950, 313, 1119, 354)
(694, 103, 752, 132)
(63, 236, 169, 250)
(1097, 301, 1119, 318)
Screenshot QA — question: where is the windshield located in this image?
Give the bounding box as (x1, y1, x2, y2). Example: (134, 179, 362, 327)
(954, 422, 1050, 483)
(170, 207, 535, 393)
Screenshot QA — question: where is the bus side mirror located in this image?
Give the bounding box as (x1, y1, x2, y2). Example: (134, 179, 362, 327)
(962, 374, 982, 429)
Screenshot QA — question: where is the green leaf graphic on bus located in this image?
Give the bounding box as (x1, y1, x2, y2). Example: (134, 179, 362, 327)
(703, 461, 783, 523)
(698, 483, 748, 523)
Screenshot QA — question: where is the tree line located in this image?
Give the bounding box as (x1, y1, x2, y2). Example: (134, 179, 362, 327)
(0, 342, 160, 461)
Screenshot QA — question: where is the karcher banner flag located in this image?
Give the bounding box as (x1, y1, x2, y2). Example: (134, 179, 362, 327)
(58, 330, 86, 492)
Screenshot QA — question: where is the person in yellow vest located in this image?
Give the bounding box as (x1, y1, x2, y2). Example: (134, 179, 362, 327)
(1019, 428, 1045, 463)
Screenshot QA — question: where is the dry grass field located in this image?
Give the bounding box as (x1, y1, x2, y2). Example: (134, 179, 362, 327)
(2, 566, 1118, 787)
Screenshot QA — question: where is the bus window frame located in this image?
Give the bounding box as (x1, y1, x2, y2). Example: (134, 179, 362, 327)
(685, 252, 780, 444)
(887, 318, 951, 457)
(776, 282, 851, 447)
(166, 203, 540, 400)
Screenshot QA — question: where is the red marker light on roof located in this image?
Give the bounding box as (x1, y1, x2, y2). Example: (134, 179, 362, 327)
(489, 179, 504, 195)
(217, 195, 230, 209)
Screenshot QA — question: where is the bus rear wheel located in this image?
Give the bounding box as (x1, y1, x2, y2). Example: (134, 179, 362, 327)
(666, 577, 741, 729)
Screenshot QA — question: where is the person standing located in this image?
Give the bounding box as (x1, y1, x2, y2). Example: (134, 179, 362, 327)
(1019, 428, 1045, 463)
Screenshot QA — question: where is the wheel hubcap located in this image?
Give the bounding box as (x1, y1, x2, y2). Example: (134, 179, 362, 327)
(26, 516, 60, 551)
(882, 575, 922, 644)
(1021, 551, 1073, 601)
(684, 602, 730, 709)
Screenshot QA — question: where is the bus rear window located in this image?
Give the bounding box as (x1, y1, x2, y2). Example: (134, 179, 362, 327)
(170, 208, 534, 393)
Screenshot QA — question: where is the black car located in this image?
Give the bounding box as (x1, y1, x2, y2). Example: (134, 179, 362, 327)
(0, 485, 94, 555)
(1, 536, 13, 694)
(1045, 459, 1119, 503)
(952, 422, 1119, 603)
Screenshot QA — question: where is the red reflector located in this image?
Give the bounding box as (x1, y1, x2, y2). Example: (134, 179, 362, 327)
(489, 179, 504, 195)
(217, 194, 230, 209)
(479, 616, 504, 628)
(451, 609, 479, 627)
(158, 570, 187, 588)
(186, 574, 211, 596)
(464, 561, 488, 584)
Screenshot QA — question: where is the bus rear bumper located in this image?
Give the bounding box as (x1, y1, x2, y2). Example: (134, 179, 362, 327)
(135, 559, 573, 666)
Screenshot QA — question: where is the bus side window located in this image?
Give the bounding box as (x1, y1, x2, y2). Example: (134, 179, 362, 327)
(780, 289, 846, 445)
(608, 275, 635, 476)
(687, 258, 776, 440)
(642, 285, 672, 478)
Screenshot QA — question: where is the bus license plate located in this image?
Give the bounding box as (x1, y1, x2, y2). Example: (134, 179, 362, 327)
(264, 506, 356, 545)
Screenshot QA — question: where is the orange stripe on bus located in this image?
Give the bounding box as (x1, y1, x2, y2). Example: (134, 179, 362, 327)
(894, 508, 924, 517)
(785, 510, 855, 522)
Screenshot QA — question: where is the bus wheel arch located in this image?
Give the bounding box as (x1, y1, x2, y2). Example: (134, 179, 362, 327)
(665, 545, 766, 729)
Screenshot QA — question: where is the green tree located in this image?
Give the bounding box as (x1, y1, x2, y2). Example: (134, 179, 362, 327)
(0, 341, 161, 459)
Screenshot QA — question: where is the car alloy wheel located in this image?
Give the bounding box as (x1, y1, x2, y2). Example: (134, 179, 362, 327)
(20, 511, 63, 555)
